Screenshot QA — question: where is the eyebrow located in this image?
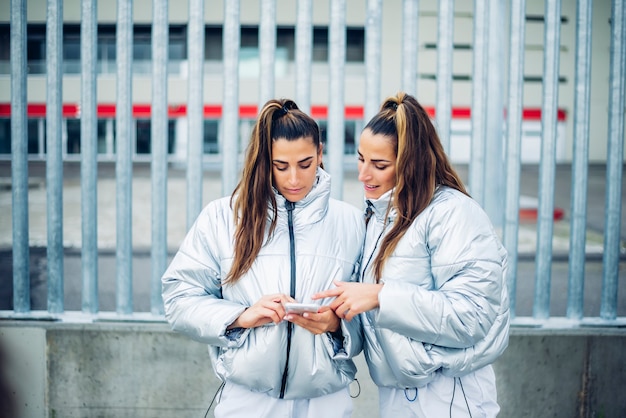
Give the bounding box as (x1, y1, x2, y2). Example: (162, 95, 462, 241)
(357, 151, 392, 164)
(272, 156, 314, 164)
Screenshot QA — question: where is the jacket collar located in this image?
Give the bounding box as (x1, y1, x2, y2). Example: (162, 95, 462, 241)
(273, 167, 330, 225)
(365, 188, 396, 223)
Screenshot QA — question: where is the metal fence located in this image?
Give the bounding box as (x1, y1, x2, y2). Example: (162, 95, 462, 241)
(6, 0, 625, 326)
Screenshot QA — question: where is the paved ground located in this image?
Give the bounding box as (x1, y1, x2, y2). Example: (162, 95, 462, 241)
(0, 161, 624, 317)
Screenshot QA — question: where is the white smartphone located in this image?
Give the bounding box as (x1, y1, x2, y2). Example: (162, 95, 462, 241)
(283, 302, 320, 314)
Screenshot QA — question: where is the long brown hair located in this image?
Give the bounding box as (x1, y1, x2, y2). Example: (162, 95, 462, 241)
(226, 98, 322, 285)
(365, 92, 469, 281)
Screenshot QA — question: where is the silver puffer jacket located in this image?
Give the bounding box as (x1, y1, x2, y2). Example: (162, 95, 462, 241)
(162, 168, 365, 399)
(361, 186, 510, 389)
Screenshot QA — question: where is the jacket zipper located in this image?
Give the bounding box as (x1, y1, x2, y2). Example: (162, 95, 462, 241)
(279, 200, 297, 398)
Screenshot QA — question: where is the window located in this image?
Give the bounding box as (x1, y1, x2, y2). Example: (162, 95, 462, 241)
(135, 120, 176, 155)
(0, 119, 9, 154)
(204, 120, 219, 154)
(312, 27, 365, 62)
(318, 120, 357, 154)
(27, 25, 46, 74)
(63, 25, 81, 74)
(205, 26, 223, 61)
(66, 119, 81, 154)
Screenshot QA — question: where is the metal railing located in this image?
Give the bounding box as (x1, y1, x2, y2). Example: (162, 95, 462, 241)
(6, 0, 625, 326)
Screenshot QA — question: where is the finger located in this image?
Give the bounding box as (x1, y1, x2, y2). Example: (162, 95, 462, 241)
(311, 288, 342, 300)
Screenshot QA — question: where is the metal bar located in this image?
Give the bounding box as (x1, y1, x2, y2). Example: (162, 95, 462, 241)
(46, 0, 64, 314)
(483, 0, 505, 227)
(364, 0, 382, 123)
(81, 0, 99, 314)
(435, 0, 454, 153)
(259, 0, 276, 109)
(151, 0, 168, 315)
(601, 0, 625, 320)
(295, 0, 313, 114)
(533, 0, 561, 320)
(222, 0, 240, 196)
(10, 0, 29, 313)
(116, 0, 134, 315)
(469, 0, 488, 206)
(567, 0, 593, 320)
(327, 0, 346, 199)
(401, 0, 419, 96)
(186, 0, 205, 229)
(503, 0, 526, 319)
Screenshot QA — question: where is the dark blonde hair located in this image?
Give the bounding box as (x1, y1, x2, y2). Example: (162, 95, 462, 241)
(226, 99, 322, 284)
(364, 92, 469, 281)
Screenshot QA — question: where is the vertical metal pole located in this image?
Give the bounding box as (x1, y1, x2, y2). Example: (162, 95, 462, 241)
(567, 0, 593, 320)
(295, 0, 313, 114)
(11, 0, 29, 313)
(222, 0, 240, 196)
(46, 0, 64, 314)
(401, 0, 419, 96)
(327, 0, 346, 199)
(503, 0, 526, 319)
(116, 0, 133, 315)
(483, 0, 505, 227)
(364, 0, 382, 123)
(533, 0, 561, 320)
(187, 0, 205, 229)
(469, 0, 488, 206)
(81, 0, 99, 314)
(259, 0, 276, 110)
(151, 0, 168, 315)
(601, 0, 625, 320)
(435, 0, 454, 152)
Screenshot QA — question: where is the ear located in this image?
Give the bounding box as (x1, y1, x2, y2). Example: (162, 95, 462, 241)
(317, 143, 324, 164)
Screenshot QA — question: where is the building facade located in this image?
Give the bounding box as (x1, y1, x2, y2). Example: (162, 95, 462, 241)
(0, 0, 619, 163)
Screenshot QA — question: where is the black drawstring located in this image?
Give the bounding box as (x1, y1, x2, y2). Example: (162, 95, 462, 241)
(449, 377, 473, 418)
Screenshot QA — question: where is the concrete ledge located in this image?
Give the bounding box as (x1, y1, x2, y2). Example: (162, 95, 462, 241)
(0, 321, 625, 418)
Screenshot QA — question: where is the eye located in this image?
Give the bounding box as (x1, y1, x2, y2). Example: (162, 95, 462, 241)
(273, 164, 288, 172)
(357, 155, 364, 162)
(375, 164, 390, 170)
(299, 163, 312, 169)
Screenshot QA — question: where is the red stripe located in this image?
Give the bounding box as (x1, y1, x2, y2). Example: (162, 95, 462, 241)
(0, 103, 568, 121)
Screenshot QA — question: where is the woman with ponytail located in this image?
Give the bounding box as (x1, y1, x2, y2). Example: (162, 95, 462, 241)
(162, 99, 364, 417)
(314, 92, 510, 417)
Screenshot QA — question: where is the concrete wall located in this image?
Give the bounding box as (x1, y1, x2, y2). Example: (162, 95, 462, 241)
(0, 322, 624, 418)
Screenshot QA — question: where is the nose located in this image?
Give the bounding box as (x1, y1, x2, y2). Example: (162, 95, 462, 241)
(288, 167, 299, 185)
(358, 163, 370, 183)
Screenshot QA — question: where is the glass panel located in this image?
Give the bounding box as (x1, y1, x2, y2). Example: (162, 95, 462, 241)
(66, 119, 81, 154)
(136, 120, 151, 154)
(203, 120, 219, 154)
(28, 119, 43, 154)
(0, 119, 9, 154)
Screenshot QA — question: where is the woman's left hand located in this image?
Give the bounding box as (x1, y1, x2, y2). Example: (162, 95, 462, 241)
(285, 307, 340, 335)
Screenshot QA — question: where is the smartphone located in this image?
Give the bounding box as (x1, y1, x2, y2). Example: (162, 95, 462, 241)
(283, 302, 320, 314)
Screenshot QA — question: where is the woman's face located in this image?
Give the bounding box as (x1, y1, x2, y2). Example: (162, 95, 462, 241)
(357, 128, 397, 199)
(272, 137, 322, 202)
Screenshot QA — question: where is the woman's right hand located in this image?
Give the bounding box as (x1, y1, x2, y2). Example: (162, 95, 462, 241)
(227, 293, 290, 329)
(312, 281, 383, 321)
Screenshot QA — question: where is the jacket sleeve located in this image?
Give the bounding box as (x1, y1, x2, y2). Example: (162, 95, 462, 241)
(161, 203, 250, 347)
(322, 211, 365, 360)
(376, 195, 508, 349)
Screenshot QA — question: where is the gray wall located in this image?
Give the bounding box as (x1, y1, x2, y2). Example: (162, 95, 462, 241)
(1, 322, 624, 418)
